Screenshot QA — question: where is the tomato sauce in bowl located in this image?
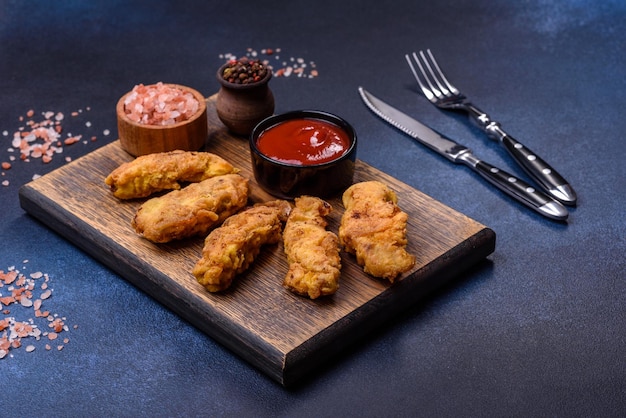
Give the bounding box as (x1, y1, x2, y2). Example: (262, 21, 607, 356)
(250, 110, 357, 199)
(256, 119, 351, 166)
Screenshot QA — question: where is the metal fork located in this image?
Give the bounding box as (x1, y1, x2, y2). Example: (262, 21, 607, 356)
(405, 49, 577, 205)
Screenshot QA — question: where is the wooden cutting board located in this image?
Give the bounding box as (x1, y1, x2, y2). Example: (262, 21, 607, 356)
(19, 95, 495, 387)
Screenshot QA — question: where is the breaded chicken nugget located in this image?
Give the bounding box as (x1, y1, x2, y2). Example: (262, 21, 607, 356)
(339, 181, 415, 282)
(132, 174, 249, 243)
(283, 196, 341, 299)
(105, 150, 238, 199)
(193, 200, 292, 293)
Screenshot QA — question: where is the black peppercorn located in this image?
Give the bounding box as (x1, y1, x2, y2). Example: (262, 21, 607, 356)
(222, 58, 268, 84)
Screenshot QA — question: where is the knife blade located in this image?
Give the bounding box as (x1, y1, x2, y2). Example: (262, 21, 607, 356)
(358, 87, 568, 221)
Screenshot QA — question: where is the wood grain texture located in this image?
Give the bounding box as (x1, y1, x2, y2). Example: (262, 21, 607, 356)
(18, 95, 495, 387)
(116, 84, 208, 156)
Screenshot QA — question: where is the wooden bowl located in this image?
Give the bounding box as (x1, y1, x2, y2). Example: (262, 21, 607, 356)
(116, 84, 208, 157)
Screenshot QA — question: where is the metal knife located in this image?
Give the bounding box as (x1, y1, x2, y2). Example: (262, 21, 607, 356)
(358, 87, 568, 221)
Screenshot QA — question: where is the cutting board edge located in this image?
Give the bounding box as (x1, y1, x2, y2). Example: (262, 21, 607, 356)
(18, 182, 290, 383)
(280, 225, 496, 387)
(19, 180, 495, 387)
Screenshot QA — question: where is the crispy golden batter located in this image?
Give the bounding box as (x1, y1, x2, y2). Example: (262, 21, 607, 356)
(283, 196, 341, 299)
(339, 181, 415, 282)
(193, 200, 292, 293)
(105, 150, 238, 199)
(131, 174, 249, 243)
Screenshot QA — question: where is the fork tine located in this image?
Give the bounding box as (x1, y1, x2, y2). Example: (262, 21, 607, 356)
(404, 53, 437, 102)
(418, 50, 452, 98)
(423, 49, 459, 96)
(413, 51, 444, 99)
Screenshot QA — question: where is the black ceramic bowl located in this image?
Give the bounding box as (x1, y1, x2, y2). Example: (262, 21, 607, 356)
(249, 110, 357, 199)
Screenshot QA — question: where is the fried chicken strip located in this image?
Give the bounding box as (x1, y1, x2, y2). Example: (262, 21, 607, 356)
(283, 196, 341, 299)
(105, 150, 238, 199)
(339, 181, 415, 282)
(193, 200, 292, 293)
(132, 174, 249, 243)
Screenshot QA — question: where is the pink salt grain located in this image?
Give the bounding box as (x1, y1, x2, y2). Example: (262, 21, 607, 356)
(123, 82, 199, 126)
(1, 263, 77, 359)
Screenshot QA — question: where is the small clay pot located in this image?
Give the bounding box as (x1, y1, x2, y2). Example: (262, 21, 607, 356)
(117, 84, 208, 157)
(215, 63, 274, 136)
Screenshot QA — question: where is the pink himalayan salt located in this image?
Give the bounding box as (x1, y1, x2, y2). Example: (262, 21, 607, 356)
(123, 82, 199, 126)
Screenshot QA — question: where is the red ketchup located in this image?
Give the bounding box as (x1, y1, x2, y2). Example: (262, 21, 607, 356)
(256, 119, 350, 165)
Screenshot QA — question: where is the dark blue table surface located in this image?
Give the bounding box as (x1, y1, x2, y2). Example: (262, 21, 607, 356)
(2, 1, 624, 416)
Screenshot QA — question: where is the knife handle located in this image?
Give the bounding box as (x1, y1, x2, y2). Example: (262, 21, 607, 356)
(463, 157, 568, 221)
(465, 104, 577, 205)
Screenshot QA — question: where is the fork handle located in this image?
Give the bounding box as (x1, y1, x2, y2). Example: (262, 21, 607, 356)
(465, 104, 577, 205)
(501, 134, 578, 205)
(457, 153, 569, 221)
